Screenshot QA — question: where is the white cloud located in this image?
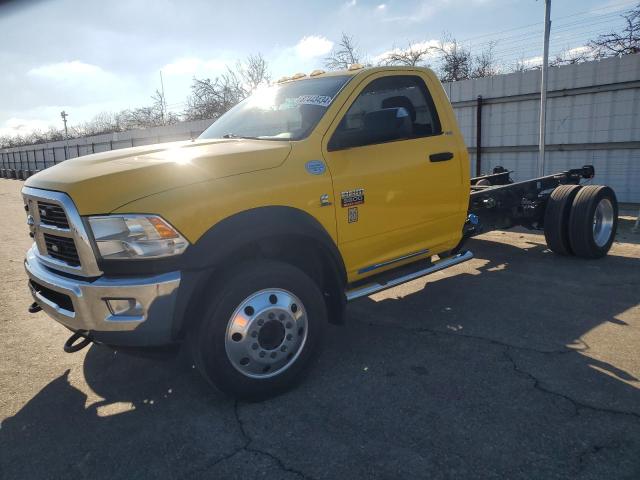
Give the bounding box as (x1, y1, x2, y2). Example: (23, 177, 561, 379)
(344, 0, 357, 6)
(377, 4, 386, 10)
(25, 60, 134, 106)
(566, 45, 591, 56)
(0, 117, 52, 137)
(294, 36, 334, 59)
(162, 57, 227, 76)
(28, 61, 106, 81)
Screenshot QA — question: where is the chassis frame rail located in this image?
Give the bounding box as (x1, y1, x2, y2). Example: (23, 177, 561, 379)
(467, 165, 595, 234)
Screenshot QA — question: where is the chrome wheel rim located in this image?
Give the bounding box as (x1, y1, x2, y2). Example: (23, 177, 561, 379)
(225, 288, 308, 379)
(593, 198, 614, 247)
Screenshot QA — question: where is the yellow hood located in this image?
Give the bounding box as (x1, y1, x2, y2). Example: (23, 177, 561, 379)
(25, 138, 292, 214)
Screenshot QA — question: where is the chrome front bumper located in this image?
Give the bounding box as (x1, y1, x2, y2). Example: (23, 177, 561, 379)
(24, 245, 181, 346)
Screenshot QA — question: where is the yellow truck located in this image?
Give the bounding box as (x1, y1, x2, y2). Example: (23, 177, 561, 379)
(21, 66, 618, 398)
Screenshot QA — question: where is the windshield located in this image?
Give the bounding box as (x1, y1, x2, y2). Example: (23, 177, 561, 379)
(199, 75, 351, 141)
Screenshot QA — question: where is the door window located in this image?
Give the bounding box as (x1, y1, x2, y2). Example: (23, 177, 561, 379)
(328, 75, 441, 151)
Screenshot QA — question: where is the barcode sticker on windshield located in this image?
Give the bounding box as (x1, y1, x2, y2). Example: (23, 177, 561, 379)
(296, 95, 332, 107)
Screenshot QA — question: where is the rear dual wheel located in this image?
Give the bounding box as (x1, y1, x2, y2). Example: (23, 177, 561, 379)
(544, 185, 617, 258)
(568, 185, 618, 258)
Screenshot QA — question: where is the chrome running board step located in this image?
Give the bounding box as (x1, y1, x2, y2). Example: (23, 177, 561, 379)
(345, 250, 474, 301)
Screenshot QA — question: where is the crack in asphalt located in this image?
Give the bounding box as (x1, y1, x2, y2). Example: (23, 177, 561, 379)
(356, 316, 640, 421)
(576, 439, 622, 474)
(502, 347, 640, 421)
(233, 400, 316, 480)
(357, 316, 590, 354)
(186, 401, 315, 479)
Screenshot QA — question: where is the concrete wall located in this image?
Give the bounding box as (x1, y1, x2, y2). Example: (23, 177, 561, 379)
(443, 54, 640, 203)
(2, 54, 640, 201)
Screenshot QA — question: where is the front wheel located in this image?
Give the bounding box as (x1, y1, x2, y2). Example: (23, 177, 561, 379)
(189, 260, 327, 400)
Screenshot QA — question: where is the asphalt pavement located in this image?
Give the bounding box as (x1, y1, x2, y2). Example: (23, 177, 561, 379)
(0, 179, 638, 479)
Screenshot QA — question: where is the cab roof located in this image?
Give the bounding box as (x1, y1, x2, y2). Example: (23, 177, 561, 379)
(276, 65, 433, 83)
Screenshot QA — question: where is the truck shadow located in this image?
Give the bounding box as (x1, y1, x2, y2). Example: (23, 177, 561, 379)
(1, 235, 639, 478)
(346, 235, 640, 410)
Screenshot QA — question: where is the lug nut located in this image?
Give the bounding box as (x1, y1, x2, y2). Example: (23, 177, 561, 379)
(259, 351, 266, 358)
(270, 352, 277, 358)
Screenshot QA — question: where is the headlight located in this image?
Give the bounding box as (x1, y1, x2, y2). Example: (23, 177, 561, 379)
(88, 215, 188, 260)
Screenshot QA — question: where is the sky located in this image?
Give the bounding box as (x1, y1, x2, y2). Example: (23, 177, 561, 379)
(0, 0, 636, 137)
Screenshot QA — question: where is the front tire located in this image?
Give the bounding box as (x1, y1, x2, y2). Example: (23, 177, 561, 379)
(190, 260, 327, 400)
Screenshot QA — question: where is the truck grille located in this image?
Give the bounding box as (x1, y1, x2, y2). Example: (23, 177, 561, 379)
(23, 187, 102, 277)
(43, 233, 81, 266)
(37, 201, 70, 229)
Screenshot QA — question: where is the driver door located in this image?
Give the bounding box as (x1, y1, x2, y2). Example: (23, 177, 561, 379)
(322, 72, 464, 280)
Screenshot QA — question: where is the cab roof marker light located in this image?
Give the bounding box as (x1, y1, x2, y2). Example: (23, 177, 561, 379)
(276, 76, 291, 83)
(309, 69, 326, 77)
(290, 72, 307, 80)
(348, 63, 364, 71)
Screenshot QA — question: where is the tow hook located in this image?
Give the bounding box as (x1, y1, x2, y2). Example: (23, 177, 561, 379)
(28, 302, 42, 313)
(64, 331, 92, 353)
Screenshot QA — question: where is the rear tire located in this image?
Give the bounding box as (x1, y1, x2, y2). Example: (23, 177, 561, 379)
(189, 260, 327, 400)
(544, 184, 582, 255)
(568, 185, 618, 259)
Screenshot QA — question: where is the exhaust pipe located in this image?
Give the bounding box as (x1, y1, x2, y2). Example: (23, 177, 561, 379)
(64, 331, 92, 353)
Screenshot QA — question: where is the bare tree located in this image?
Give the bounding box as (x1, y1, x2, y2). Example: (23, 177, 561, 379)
(379, 42, 435, 67)
(0, 126, 65, 148)
(549, 47, 594, 67)
(184, 53, 271, 121)
(238, 53, 271, 92)
(436, 35, 472, 82)
(117, 89, 179, 130)
(325, 33, 363, 70)
(471, 42, 499, 78)
(589, 3, 640, 57)
(184, 72, 244, 121)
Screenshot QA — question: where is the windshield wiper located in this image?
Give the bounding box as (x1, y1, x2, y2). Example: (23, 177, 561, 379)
(221, 133, 262, 139)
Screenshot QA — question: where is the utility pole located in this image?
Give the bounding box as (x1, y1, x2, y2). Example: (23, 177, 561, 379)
(538, 0, 551, 177)
(159, 70, 167, 124)
(60, 110, 69, 139)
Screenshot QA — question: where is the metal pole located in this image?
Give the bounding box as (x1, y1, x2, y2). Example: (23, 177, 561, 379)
(476, 95, 483, 176)
(538, 0, 551, 177)
(160, 70, 167, 124)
